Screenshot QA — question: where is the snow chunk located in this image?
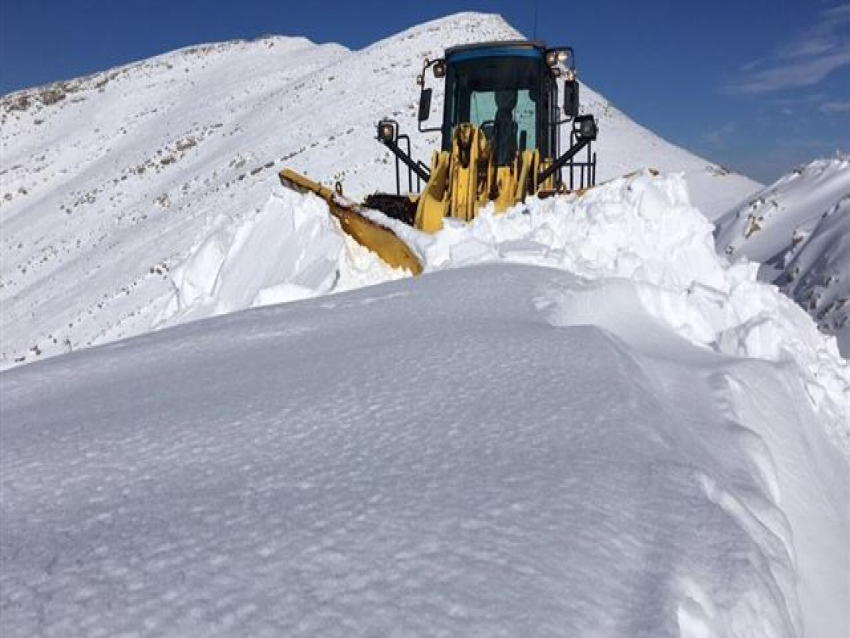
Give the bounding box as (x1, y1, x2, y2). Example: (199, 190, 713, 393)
(157, 188, 402, 326)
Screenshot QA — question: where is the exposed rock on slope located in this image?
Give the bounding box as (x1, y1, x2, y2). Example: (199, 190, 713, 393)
(716, 158, 850, 355)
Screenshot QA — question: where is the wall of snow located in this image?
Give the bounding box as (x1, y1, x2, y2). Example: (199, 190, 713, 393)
(152, 171, 850, 452)
(154, 189, 402, 328)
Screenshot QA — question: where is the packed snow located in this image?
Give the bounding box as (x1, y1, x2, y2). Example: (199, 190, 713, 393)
(2, 172, 848, 637)
(159, 173, 850, 442)
(0, 12, 759, 370)
(716, 158, 850, 355)
(154, 189, 404, 328)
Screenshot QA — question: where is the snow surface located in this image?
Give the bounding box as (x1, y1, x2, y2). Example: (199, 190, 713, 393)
(3, 12, 847, 636)
(2, 172, 848, 637)
(716, 158, 850, 355)
(0, 12, 759, 369)
(157, 173, 850, 443)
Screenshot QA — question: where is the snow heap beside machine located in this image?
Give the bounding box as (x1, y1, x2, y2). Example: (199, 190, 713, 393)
(279, 40, 598, 274)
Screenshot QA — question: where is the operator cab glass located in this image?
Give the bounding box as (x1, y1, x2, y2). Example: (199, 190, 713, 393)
(442, 46, 555, 165)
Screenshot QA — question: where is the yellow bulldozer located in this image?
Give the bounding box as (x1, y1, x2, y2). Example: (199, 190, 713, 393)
(279, 40, 598, 275)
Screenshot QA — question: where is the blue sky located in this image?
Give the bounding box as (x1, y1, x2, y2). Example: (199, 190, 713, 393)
(1, 0, 848, 183)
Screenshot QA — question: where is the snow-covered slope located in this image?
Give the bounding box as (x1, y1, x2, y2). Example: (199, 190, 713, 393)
(0, 12, 759, 370)
(716, 158, 850, 354)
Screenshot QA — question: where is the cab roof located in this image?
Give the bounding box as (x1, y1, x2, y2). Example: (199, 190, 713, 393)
(444, 40, 548, 62)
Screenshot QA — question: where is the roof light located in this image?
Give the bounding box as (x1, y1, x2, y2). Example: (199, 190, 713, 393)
(546, 49, 571, 67)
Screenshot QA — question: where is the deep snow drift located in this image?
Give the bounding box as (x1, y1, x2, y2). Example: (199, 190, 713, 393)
(2, 173, 848, 637)
(2, 268, 849, 637)
(716, 158, 850, 355)
(0, 12, 759, 370)
(160, 174, 850, 444)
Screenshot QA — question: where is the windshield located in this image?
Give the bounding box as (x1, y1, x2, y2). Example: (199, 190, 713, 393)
(442, 56, 542, 165)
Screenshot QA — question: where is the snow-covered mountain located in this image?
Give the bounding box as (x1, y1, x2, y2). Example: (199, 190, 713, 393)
(0, 12, 759, 370)
(716, 158, 850, 355)
(2, 174, 848, 637)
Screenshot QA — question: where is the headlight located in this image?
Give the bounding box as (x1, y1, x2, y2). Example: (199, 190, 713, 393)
(547, 49, 570, 67)
(377, 121, 395, 142)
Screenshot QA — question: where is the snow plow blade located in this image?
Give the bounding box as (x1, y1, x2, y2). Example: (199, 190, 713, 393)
(278, 169, 423, 276)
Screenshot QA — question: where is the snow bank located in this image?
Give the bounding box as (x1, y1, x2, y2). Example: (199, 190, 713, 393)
(3, 263, 848, 637)
(176, 173, 846, 447)
(3, 171, 848, 637)
(155, 188, 403, 327)
(405, 173, 850, 447)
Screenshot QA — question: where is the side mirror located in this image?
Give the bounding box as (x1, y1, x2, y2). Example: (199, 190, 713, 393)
(418, 88, 432, 122)
(563, 79, 579, 119)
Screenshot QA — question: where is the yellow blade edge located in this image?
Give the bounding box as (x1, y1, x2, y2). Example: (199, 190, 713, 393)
(279, 169, 423, 276)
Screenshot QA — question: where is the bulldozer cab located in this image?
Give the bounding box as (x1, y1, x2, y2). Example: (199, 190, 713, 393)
(411, 41, 595, 194)
(438, 43, 556, 165)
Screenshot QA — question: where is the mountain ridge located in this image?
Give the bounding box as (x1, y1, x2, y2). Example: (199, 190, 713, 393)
(0, 12, 759, 369)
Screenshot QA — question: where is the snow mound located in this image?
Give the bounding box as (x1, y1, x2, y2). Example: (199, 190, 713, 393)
(3, 264, 848, 637)
(155, 188, 401, 327)
(410, 174, 850, 445)
(716, 158, 850, 354)
(185, 173, 847, 448)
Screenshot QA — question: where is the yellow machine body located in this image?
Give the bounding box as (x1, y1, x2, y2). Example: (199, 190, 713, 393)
(278, 169, 424, 275)
(278, 39, 598, 274)
(414, 124, 555, 232)
(279, 124, 561, 272)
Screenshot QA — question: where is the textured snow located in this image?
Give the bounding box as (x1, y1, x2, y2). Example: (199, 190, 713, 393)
(2, 265, 848, 637)
(2, 172, 848, 637)
(716, 158, 850, 355)
(162, 172, 849, 448)
(0, 12, 759, 369)
(154, 188, 403, 327)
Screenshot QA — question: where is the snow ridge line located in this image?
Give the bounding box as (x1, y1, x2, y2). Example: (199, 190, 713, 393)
(157, 172, 848, 455)
(397, 173, 849, 449)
